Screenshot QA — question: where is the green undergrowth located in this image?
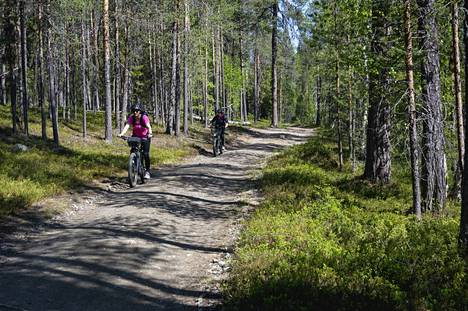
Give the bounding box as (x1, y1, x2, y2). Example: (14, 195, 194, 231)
(0, 105, 196, 218)
(224, 131, 467, 311)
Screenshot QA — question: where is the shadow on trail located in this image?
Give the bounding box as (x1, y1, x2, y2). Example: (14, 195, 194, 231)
(0, 214, 221, 311)
(0, 127, 313, 311)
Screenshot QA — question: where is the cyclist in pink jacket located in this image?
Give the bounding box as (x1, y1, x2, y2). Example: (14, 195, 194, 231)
(118, 104, 153, 179)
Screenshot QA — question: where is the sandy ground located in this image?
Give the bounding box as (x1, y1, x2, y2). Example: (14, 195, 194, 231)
(0, 127, 313, 311)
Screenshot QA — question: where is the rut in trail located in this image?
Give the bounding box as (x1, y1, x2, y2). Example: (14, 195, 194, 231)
(0, 127, 312, 311)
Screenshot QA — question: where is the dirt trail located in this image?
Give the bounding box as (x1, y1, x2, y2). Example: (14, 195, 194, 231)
(0, 127, 313, 311)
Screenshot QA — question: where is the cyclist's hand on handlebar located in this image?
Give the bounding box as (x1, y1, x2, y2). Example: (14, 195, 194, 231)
(148, 133, 153, 138)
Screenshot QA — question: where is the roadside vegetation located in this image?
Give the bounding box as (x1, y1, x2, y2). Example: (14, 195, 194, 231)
(0, 105, 198, 218)
(224, 131, 467, 311)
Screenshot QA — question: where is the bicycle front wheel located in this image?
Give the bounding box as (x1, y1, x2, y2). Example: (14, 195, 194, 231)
(128, 152, 138, 187)
(139, 153, 146, 184)
(213, 137, 219, 157)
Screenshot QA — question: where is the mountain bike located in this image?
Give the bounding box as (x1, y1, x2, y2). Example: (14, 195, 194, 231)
(211, 126, 223, 157)
(121, 136, 147, 187)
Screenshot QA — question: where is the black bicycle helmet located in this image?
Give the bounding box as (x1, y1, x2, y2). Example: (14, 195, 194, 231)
(216, 109, 224, 114)
(131, 103, 143, 112)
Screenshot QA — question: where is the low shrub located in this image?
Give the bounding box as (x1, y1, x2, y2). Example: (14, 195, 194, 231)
(224, 134, 467, 311)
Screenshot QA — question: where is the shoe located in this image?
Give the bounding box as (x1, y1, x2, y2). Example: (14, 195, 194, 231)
(144, 171, 151, 179)
(222, 146, 226, 151)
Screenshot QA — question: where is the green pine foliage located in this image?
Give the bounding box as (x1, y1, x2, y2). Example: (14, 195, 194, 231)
(224, 132, 467, 311)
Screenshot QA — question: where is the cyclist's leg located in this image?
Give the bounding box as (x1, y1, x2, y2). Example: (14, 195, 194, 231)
(220, 128, 225, 147)
(143, 138, 151, 171)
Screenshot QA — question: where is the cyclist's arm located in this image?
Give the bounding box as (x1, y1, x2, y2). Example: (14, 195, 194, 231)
(147, 123, 153, 137)
(118, 124, 130, 137)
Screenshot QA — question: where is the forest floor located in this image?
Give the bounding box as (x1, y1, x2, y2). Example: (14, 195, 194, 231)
(0, 126, 313, 311)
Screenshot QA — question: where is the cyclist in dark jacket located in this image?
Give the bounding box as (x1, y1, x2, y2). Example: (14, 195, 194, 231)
(210, 109, 229, 150)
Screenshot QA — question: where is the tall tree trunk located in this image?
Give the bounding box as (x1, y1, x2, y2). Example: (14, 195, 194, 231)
(174, 7, 181, 136)
(38, 0, 47, 140)
(103, 0, 112, 142)
(151, 32, 160, 125)
(418, 0, 446, 212)
(334, 2, 343, 170)
(363, 0, 392, 183)
(71, 42, 77, 120)
(212, 27, 219, 112)
(240, 34, 244, 123)
(254, 42, 260, 123)
(91, 9, 100, 112)
(316, 75, 321, 126)
(203, 27, 208, 128)
(220, 30, 226, 110)
(159, 21, 166, 128)
(404, 0, 422, 220)
(45, 0, 59, 146)
(166, 15, 178, 135)
(348, 67, 354, 165)
(41, 1, 58, 145)
(450, 2, 464, 199)
(271, 1, 279, 127)
(121, 20, 129, 130)
(114, 1, 121, 132)
(183, 0, 189, 135)
(20, 0, 29, 137)
(1, 63, 6, 105)
(459, 0, 468, 253)
(65, 25, 71, 121)
(81, 14, 88, 138)
(4, 0, 18, 134)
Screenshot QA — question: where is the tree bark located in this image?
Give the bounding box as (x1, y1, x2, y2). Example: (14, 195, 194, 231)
(4, 0, 18, 134)
(81, 14, 88, 138)
(404, 0, 422, 219)
(45, 0, 59, 146)
(65, 24, 71, 121)
(203, 24, 208, 128)
(459, 0, 468, 253)
(334, 2, 343, 170)
(166, 12, 178, 135)
(363, 0, 392, 183)
(121, 20, 129, 131)
(1, 63, 6, 105)
(450, 2, 464, 199)
(271, 1, 279, 127)
(212, 27, 218, 112)
(418, 0, 446, 212)
(183, 0, 189, 135)
(37, 0, 47, 141)
(254, 41, 260, 123)
(91, 9, 100, 112)
(114, 1, 121, 132)
(316, 76, 321, 126)
(20, 0, 29, 136)
(103, 0, 112, 142)
(348, 67, 354, 165)
(174, 8, 181, 136)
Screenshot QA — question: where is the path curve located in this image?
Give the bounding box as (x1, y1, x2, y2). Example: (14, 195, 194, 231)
(0, 127, 313, 311)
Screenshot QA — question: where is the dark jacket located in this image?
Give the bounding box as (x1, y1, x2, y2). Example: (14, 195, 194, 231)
(210, 114, 228, 128)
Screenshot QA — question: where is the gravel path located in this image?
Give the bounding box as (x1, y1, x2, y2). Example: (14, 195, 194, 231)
(0, 127, 312, 311)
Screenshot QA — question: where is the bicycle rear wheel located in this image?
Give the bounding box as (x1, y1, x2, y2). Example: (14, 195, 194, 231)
(128, 153, 138, 187)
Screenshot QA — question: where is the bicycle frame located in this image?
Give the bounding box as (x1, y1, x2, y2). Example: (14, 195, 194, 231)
(125, 137, 147, 187)
(211, 127, 223, 157)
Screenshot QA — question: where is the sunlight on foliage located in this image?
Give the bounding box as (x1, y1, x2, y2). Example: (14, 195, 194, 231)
(224, 133, 467, 311)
